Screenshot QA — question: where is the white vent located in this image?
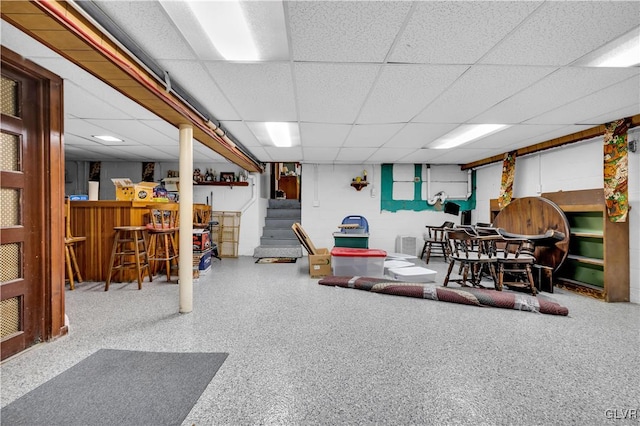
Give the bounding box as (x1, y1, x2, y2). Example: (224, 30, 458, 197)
(395, 236, 417, 257)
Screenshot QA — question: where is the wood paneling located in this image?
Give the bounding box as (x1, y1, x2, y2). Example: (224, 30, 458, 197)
(70, 201, 151, 282)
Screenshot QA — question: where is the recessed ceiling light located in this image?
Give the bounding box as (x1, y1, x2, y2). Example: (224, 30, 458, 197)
(428, 124, 510, 149)
(578, 27, 640, 67)
(93, 135, 123, 142)
(187, 0, 259, 61)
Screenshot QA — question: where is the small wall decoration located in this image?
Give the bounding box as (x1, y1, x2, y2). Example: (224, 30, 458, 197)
(89, 161, 101, 181)
(142, 162, 155, 182)
(498, 151, 517, 210)
(220, 172, 235, 182)
(603, 118, 630, 222)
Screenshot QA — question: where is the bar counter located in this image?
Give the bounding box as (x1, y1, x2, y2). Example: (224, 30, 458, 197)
(69, 201, 152, 282)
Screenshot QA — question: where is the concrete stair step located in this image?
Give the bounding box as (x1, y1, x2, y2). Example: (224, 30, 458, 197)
(266, 208, 301, 219)
(260, 237, 300, 246)
(253, 245, 302, 258)
(265, 218, 299, 228)
(262, 228, 297, 239)
(268, 199, 301, 209)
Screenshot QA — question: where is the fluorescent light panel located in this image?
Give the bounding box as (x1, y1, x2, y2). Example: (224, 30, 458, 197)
(187, 0, 259, 61)
(580, 27, 640, 67)
(429, 124, 510, 149)
(93, 135, 123, 142)
(266, 122, 293, 147)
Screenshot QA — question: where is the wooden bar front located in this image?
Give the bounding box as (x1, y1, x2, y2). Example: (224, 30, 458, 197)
(69, 201, 150, 282)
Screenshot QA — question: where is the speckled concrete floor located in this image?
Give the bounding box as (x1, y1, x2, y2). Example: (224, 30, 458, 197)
(1, 256, 639, 425)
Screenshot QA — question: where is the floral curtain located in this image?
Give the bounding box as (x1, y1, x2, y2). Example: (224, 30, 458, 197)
(498, 150, 517, 209)
(603, 118, 630, 222)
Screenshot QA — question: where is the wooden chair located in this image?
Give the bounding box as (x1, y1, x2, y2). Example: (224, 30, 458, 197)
(64, 198, 86, 290)
(146, 203, 179, 282)
(494, 228, 537, 295)
(443, 227, 498, 289)
(193, 204, 211, 229)
(420, 221, 454, 263)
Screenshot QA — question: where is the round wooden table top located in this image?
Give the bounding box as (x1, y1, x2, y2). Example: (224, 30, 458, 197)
(493, 197, 570, 272)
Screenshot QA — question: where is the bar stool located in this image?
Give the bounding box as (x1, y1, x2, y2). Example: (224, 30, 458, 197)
(146, 203, 179, 282)
(65, 198, 86, 290)
(105, 226, 152, 291)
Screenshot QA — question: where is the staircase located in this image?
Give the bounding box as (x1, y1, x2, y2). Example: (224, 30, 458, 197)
(253, 199, 303, 258)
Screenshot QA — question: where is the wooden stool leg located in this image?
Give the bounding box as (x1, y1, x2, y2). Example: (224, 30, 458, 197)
(141, 232, 152, 283)
(148, 234, 158, 276)
(65, 244, 75, 290)
(105, 230, 120, 291)
(132, 230, 143, 290)
(169, 232, 179, 277)
(68, 245, 83, 283)
(163, 234, 171, 281)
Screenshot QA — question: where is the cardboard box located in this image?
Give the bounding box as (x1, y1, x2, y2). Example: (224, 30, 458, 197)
(193, 229, 211, 252)
(198, 250, 212, 271)
(309, 248, 331, 278)
(111, 178, 157, 201)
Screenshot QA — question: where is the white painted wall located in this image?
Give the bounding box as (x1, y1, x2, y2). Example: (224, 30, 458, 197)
(474, 132, 640, 304)
(299, 164, 464, 256)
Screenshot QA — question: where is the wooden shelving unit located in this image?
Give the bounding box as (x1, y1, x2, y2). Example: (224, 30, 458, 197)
(211, 211, 241, 258)
(490, 188, 629, 302)
(195, 181, 248, 187)
(541, 189, 628, 302)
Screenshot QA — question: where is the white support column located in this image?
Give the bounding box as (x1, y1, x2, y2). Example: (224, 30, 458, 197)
(178, 124, 193, 313)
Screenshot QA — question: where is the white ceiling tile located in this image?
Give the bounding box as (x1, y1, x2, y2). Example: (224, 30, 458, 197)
(395, 149, 450, 164)
(205, 62, 296, 121)
(65, 118, 128, 142)
(413, 65, 556, 123)
(384, 123, 458, 149)
(160, 59, 240, 121)
(480, 1, 640, 66)
(526, 77, 640, 125)
(343, 124, 405, 148)
(295, 63, 380, 123)
(357, 64, 469, 124)
(389, 1, 542, 64)
(219, 121, 262, 148)
(263, 147, 303, 162)
(366, 148, 419, 163)
(95, 0, 197, 61)
(413, 148, 502, 164)
(334, 148, 379, 163)
(583, 105, 640, 127)
(464, 124, 568, 150)
(64, 84, 134, 120)
(301, 147, 339, 163)
(472, 68, 640, 124)
(85, 119, 175, 146)
(288, 1, 412, 63)
(299, 123, 352, 148)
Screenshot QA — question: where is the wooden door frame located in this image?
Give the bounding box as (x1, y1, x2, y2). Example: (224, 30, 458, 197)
(1, 47, 67, 359)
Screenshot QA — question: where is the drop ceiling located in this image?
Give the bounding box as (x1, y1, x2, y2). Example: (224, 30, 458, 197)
(1, 1, 639, 168)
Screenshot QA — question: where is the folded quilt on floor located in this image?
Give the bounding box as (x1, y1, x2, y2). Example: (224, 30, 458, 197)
(318, 276, 569, 316)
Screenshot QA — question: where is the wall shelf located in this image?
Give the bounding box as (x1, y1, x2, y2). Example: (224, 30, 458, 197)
(350, 181, 369, 191)
(194, 181, 248, 187)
